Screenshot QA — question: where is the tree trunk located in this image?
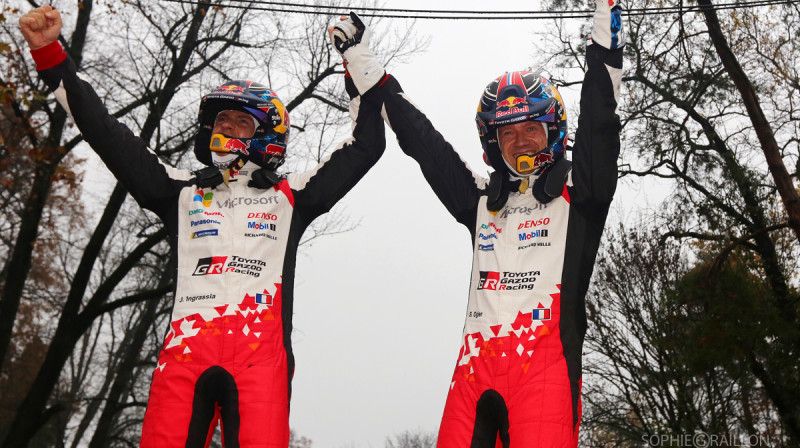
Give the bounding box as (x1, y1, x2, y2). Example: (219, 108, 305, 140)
(0, 228, 166, 448)
(0, 140, 65, 373)
(0, 0, 95, 376)
(87, 299, 160, 448)
(698, 0, 800, 243)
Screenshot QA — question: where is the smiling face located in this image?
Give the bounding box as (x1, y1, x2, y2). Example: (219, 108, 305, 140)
(497, 120, 548, 171)
(212, 110, 257, 139)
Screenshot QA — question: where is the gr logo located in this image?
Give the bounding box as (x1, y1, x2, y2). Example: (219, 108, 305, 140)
(193, 256, 228, 276)
(477, 271, 500, 290)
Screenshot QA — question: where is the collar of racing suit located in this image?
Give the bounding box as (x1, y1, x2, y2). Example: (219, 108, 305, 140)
(487, 170, 542, 212)
(215, 160, 260, 188)
(508, 171, 541, 195)
(194, 160, 283, 191)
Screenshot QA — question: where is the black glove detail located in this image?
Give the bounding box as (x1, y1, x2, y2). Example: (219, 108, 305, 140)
(333, 12, 366, 54)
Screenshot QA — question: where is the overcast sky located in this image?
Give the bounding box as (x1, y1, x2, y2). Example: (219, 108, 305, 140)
(287, 1, 652, 447)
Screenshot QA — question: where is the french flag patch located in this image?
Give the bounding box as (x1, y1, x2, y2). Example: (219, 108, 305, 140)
(255, 293, 273, 306)
(532, 308, 551, 321)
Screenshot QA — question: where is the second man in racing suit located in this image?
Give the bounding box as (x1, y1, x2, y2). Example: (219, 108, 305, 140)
(331, 3, 624, 446)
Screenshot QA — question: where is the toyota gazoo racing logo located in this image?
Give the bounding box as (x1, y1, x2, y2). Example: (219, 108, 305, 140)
(192, 255, 265, 278)
(477, 270, 541, 291)
(477, 271, 500, 290)
(193, 256, 228, 276)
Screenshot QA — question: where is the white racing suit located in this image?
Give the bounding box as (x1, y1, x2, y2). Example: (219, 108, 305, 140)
(35, 42, 385, 448)
(373, 43, 622, 447)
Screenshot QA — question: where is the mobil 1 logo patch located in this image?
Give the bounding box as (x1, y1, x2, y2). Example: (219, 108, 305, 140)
(245, 212, 278, 239)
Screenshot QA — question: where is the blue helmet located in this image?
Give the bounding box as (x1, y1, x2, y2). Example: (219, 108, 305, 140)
(195, 81, 290, 171)
(476, 71, 568, 174)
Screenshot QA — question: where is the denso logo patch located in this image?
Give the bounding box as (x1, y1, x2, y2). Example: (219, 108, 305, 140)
(193, 256, 228, 276)
(518, 218, 550, 229)
(247, 212, 277, 220)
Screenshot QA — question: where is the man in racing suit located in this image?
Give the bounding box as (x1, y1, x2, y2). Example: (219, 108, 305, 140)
(333, 2, 623, 446)
(21, 6, 386, 447)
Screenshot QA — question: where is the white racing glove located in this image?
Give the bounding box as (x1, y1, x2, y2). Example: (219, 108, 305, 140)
(330, 11, 385, 95)
(592, 0, 624, 50)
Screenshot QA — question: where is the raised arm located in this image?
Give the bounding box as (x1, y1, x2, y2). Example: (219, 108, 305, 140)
(284, 15, 388, 223)
(334, 13, 485, 230)
(20, 6, 188, 216)
(569, 0, 625, 206)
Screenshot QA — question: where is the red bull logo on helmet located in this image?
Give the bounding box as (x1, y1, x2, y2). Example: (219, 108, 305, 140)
(497, 96, 527, 109)
(209, 133, 251, 155)
(216, 85, 246, 93)
(496, 96, 529, 119)
(265, 143, 285, 156)
(533, 152, 554, 167)
(224, 138, 251, 155)
(496, 105, 529, 119)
